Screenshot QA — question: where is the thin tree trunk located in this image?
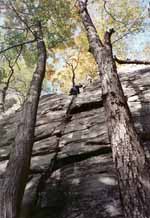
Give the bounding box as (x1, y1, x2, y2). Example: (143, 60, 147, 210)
(0, 46, 23, 113)
(77, 1, 150, 218)
(0, 86, 9, 113)
(0, 23, 46, 218)
(0, 88, 5, 113)
(72, 69, 75, 87)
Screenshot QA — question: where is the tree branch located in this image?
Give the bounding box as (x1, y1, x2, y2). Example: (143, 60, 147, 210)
(111, 4, 147, 44)
(0, 25, 25, 31)
(114, 56, 150, 65)
(104, 28, 115, 45)
(0, 46, 23, 111)
(65, 49, 81, 86)
(5, 45, 23, 85)
(0, 38, 36, 54)
(112, 30, 132, 44)
(103, 0, 127, 26)
(8, 0, 35, 37)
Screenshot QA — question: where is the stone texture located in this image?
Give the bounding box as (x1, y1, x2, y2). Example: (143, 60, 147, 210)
(1, 67, 150, 218)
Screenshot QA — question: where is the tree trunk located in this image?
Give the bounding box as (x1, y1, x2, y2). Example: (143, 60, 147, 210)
(72, 69, 75, 87)
(0, 86, 8, 113)
(0, 24, 47, 218)
(0, 88, 4, 113)
(77, 1, 150, 218)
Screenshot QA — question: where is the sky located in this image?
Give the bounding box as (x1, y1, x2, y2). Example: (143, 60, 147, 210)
(89, 0, 150, 59)
(0, 0, 150, 93)
(125, 0, 150, 58)
(46, 0, 150, 76)
(0, 0, 150, 66)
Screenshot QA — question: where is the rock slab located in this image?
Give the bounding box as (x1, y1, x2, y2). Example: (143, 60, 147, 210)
(1, 67, 150, 218)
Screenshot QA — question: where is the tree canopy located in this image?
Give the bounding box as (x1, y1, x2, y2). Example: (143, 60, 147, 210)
(0, 0, 148, 97)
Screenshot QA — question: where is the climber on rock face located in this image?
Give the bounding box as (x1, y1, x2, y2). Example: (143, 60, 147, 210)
(69, 84, 82, 96)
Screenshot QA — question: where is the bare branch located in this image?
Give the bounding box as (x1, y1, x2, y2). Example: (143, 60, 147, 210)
(72, 48, 81, 71)
(65, 49, 81, 86)
(4, 45, 23, 91)
(102, 0, 146, 44)
(114, 56, 150, 65)
(112, 30, 132, 44)
(0, 38, 36, 54)
(112, 5, 147, 44)
(0, 45, 23, 112)
(0, 25, 26, 31)
(112, 21, 141, 44)
(12, 46, 23, 67)
(103, 0, 126, 26)
(8, 0, 35, 37)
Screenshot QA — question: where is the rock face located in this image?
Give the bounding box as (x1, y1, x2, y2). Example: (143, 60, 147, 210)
(1, 67, 150, 218)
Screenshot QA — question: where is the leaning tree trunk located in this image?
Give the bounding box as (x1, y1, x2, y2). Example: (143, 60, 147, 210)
(78, 1, 150, 218)
(0, 24, 46, 218)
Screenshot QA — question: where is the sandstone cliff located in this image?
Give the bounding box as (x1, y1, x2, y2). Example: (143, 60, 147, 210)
(0, 67, 150, 218)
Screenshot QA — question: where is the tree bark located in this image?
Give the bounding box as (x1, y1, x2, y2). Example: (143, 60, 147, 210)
(72, 69, 75, 87)
(0, 88, 5, 113)
(77, 1, 150, 218)
(0, 23, 47, 218)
